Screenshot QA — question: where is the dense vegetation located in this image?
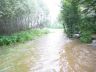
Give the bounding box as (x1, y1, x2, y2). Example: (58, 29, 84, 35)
(0, 0, 49, 35)
(0, 0, 49, 46)
(61, 0, 96, 43)
(0, 29, 48, 46)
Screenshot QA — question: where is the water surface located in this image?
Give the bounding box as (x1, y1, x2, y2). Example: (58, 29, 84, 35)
(0, 29, 96, 72)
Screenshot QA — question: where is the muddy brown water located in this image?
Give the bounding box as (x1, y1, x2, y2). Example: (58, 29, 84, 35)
(60, 40, 96, 72)
(0, 29, 96, 72)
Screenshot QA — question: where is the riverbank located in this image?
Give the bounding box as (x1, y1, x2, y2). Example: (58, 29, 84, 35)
(0, 28, 49, 46)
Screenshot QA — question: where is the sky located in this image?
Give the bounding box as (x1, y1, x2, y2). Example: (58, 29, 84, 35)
(42, 0, 60, 23)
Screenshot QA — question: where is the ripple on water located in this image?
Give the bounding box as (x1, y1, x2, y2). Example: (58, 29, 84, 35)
(60, 40, 96, 72)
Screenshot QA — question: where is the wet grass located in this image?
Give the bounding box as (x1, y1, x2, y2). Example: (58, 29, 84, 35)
(0, 28, 49, 46)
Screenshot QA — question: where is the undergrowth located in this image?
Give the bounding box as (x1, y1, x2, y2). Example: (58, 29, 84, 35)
(0, 29, 48, 46)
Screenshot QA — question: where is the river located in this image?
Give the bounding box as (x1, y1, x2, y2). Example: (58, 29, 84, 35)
(0, 29, 96, 72)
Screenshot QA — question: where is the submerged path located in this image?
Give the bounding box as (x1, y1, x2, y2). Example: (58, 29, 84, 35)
(0, 29, 96, 72)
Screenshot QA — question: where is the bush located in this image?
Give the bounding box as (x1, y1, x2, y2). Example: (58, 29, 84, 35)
(80, 31, 92, 43)
(60, 0, 80, 38)
(60, 0, 96, 43)
(0, 29, 48, 46)
(79, 18, 94, 43)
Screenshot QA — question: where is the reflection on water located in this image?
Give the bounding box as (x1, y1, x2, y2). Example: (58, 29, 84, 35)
(29, 29, 67, 72)
(60, 40, 96, 72)
(0, 29, 96, 72)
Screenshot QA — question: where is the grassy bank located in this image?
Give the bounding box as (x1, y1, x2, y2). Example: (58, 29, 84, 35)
(0, 29, 49, 46)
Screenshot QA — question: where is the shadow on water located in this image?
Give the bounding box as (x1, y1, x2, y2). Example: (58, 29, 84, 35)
(60, 40, 96, 72)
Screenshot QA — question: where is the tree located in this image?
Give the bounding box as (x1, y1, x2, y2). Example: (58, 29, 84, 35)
(61, 0, 80, 38)
(0, 0, 49, 35)
(60, 0, 96, 43)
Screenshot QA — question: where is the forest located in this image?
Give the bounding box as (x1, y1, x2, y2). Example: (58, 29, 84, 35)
(0, 0, 49, 34)
(0, 0, 96, 46)
(61, 0, 96, 43)
(0, 0, 49, 45)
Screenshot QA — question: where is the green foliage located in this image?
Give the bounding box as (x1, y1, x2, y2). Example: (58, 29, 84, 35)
(80, 31, 92, 43)
(0, 29, 48, 46)
(80, 18, 94, 32)
(79, 0, 96, 15)
(61, 0, 80, 38)
(0, 0, 49, 35)
(0, 0, 29, 18)
(60, 0, 96, 43)
(0, 0, 44, 18)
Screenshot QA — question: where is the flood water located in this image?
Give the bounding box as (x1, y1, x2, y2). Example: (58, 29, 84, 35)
(60, 40, 96, 72)
(0, 29, 96, 72)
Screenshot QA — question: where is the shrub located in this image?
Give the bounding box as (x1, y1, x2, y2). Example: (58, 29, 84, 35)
(80, 31, 92, 43)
